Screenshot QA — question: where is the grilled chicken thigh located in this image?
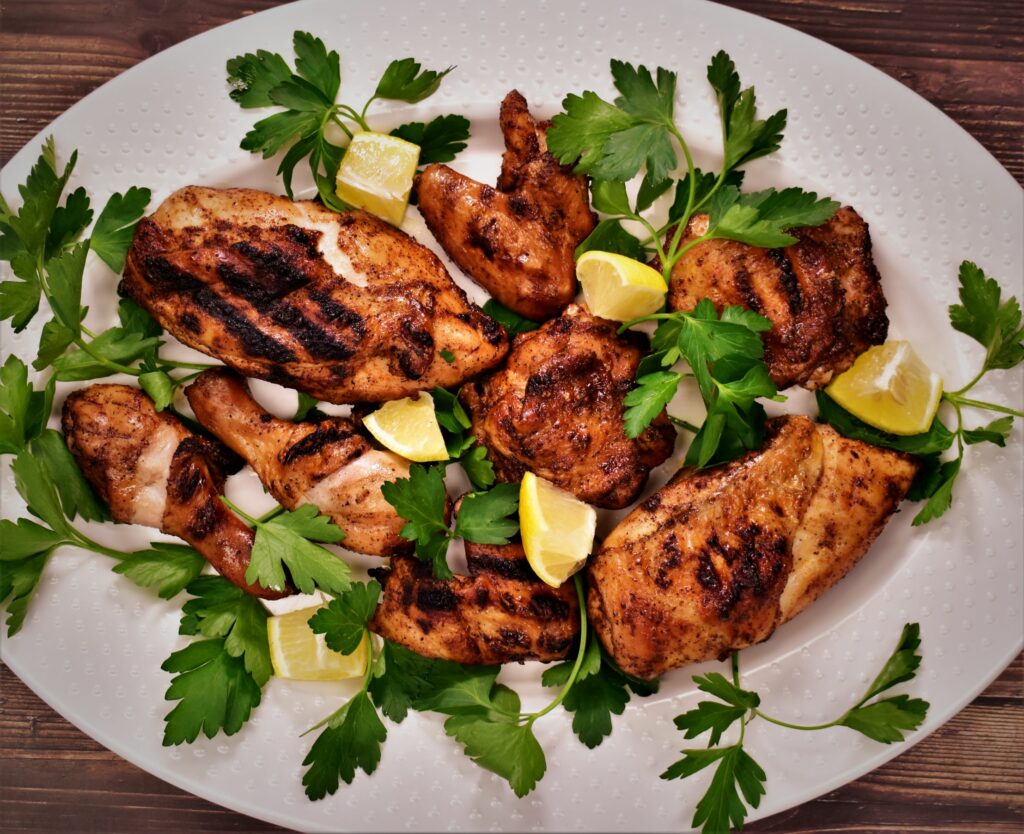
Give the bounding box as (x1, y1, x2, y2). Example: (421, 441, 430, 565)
(185, 368, 411, 557)
(416, 90, 597, 321)
(665, 207, 888, 389)
(61, 384, 287, 599)
(461, 305, 675, 509)
(587, 416, 918, 679)
(369, 539, 579, 665)
(121, 186, 508, 403)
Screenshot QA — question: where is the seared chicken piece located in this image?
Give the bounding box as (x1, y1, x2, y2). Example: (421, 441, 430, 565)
(587, 416, 918, 679)
(61, 384, 287, 599)
(416, 90, 597, 321)
(184, 368, 411, 557)
(121, 186, 508, 403)
(665, 207, 888, 389)
(368, 538, 579, 665)
(461, 305, 675, 509)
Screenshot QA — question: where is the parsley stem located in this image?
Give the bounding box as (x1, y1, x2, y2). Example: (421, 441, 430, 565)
(668, 415, 701, 434)
(524, 573, 588, 726)
(220, 496, 260, 527)
(944, 367, 986, 398)
(160, 359, 218, 371)
(749, 710, 839, 732)
(943, 394, 1024, 419)
(71, 529, 131, 561)
(336, 104, 370, 133)
(731, 652, 748, 744)
(256, 505, 287, 524)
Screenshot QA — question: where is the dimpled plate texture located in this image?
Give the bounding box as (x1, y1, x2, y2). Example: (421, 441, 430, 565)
(1, 0, 1022, 831)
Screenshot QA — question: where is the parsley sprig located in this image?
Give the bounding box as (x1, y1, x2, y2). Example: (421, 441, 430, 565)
(227, 32, 470, 209)
(663, 624, 929, 833)
(432, 385, 496, 490)
(302, 575, 652, 800)
(161, 576, 272, 745)
(0, 139, 218, 408)
(620, 301, 783, 467)
(380, 465, 518, 579)
(548, 52, 837, 282)
(220, 498, 351, 595)
(819, 261, 1023, 525)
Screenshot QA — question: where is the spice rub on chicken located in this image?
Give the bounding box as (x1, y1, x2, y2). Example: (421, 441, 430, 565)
(121, 186, 508, 404)
(185, 368, 411, 557)
(416, 90, 597, 321)
(587, 415, 918, 679)
(61, 384, 287, 599)
(461, 305, 676, 509)
(368, 539, 579, 665)
(665, 206, 888, 389)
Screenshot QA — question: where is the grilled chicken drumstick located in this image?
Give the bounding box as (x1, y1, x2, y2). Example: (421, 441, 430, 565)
(185, 368, 411, 557)
(664, 206, 888, 389)
(61, 384, 288, 599)
(461, 305, 675, 509)
(121, 186, 508, 403)
(587, 415, 918, 679)
(369, 538, 579, 665)
(416, 90, 597, 321)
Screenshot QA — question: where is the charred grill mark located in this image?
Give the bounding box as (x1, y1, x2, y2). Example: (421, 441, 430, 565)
(181, 281, 297, 363)
(283, 223, 322, 259)
(188, 500, 219, 539)
(770, 248, 804, 315)
(469, 217, 500, 260)
(529, 593, 571, 621)
(466, 553, 534, 581)
(402, 319, 434, 352)
(270, 303, 355, 360)
(654, 532, 683, 589)
(696, 523, 789, 620)
(179, 312, 200, 334)
(308, 290, 366, 338)
(416, 584, 458, 612)
(732, 266, 764, 315)
(233, 241, 310, 295)
(281, 423, 358, 465)
(499, 628, 530, 648)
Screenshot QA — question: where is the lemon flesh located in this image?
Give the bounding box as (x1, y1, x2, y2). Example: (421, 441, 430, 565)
(576, 250, 668, 321)
(335, 132, 420, 226)
(825, 341, 943, 435)
(268, 606, 369, 681)
(362, 392, 448, 462)
(519, 472, 596, 588)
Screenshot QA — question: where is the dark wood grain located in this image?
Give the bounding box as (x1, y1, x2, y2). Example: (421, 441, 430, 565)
(1, 1, 1022, 832)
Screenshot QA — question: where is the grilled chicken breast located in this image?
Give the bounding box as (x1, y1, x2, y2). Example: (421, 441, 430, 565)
(416, 90, 597, 321)
(369, 538, 579, 665)
(587, 416, 918, 679)
(61, 384, 287, 599)
(121, 186, 508, 403)
(461, 305, 675, 509)
(665, 207, 888, 389)
(185, 368, 411, 556)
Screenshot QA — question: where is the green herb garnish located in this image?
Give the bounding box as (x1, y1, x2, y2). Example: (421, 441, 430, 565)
(227, 32, 469, 208)
(663, 624, 929, 832)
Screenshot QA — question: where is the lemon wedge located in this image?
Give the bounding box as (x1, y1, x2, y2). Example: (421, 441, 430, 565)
(335, 131, 420, 226)
(267, 606, 369, 681)
(362, 392, 448, 462)
(826, 341, 943, 435)
(576, 250, 668, 321)
(519, 472, 596, 588)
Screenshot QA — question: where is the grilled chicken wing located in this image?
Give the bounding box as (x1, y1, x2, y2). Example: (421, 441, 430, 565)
(184, 368, 411, 556)
(665, 207, 888, 389)
(587, 416, 918, 679)
(461, 305, 675, 509)
(61, 384, 287, 599)
(121, 186, 508, 403)
(369, 538, 579, 665)
(416, 90, 597, 321)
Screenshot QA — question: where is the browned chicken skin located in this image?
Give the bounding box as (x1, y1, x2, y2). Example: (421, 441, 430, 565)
(416, 90, 597, 321)
(665, 207, 888, 389)
(587, 416, 918, 679)
(121, 186, 508, 403)
(461, 305, 675, 509)
(185, 368, 411, 556)
(368, 538, 579, 665)
(61, 384, 287, 599)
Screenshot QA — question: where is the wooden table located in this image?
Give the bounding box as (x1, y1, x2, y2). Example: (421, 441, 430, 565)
(1, 1, 1021, 831)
